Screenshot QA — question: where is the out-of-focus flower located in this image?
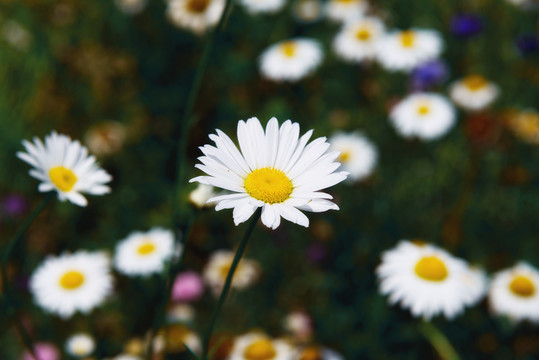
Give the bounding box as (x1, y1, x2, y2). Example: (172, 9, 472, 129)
(377, 240, 487, 319)
(333, 17, 385, 63)
(284, 311, 313, 342)
(516, 34, 539, 56)
(171, 271, 205, 302)
(325, 0, 367, 24)
(329, 132, 377, 182)
(410, 60, 448, 90)
(296, 346, 344, 360)
(239, 0, 286, 14)
(259, 39, 323, 82)
(65, 333, 95, 358)
(17, 131, 112, 207)
(489, 262, 539, 323)
(449, 75, 499, 111)
(505, 0, 537, 9)
(114, 228, 176, 277)
(84, 122, 127, 157)
(203, 250, 260, 294)
(30, 251, 113, 319)
(21, 342, 60, 360)
(166, 0, 225, 35)
(449, 14, 483, 38)
(389, 93, 456, 140)
(111, 354, 143, 360)
(114, 0, 148, 14)
(504, 109, 539, 144)
(228, 332, 297, 360)
(292, 0, 323, 23)
(167, 303, 196, 323)
(164, 324, 202, 354)
(1, 193, 28, 217)
(2, 20, 32, 51)
(376, 29, 443, 72)
(124, 338, 145, 356)
(190, 117, 347, 229)
(189, 184, 218, 208)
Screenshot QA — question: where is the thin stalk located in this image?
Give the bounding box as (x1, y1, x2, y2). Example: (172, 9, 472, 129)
(420, 321, 460, 360)
(201, 209, 261, 360)
(14, 317, 39, 360)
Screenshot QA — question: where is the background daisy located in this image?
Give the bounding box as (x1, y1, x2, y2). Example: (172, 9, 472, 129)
(203, 250, 260, 294)
(239, 0, 286, 14)
(449, 75, 500, 111)
(65, 333, 95, 358)
(333, 17, 385, 63)
(228, 332, 296, 360)
(329, 131, 377, 182)
(325, 0, 367, 23)
(166, 0, 225, 34)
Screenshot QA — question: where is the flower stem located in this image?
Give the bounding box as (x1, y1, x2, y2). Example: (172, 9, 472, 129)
(14, 316, 39, 360)
(420, 321, 460, 360)
(201, 209, 261, 360)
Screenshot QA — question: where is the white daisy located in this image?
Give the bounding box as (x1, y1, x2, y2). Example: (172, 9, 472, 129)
(325, 0, 367, 23)
(259, 39, 323, 82)
(376, 29, 443, 72)
(190, 117, 347, 229)
(239, 0, 286, 14)
(333, 17, 385, 63)
(228, 332, 297, 360)
(449, 75, 500, 111)
(30, 251, 113, 319)
(114, 228, 176, 276)
(292, 0, 323, 23)
(189, 183, 218, 208)
(329, 132, 377, 182)
(389, 93, 456, 140)
(166, 0, 225, 35)
(65, 333, 95, 358)
(489, 262, 539, 323)
(114, 0, 148, 14)
(377, 240, 487, 320)
(17, 131, 112, 207)
(203, 250, 260, 294)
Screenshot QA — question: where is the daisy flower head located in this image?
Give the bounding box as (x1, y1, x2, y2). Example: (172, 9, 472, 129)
(292, 0, 324, 24)
(376, 29, 443, 72)
(259, 39, 323, 82)
(65, 333, 95, 358)
(166, 0, 225, 35)
(17, 131, 112, 207)
(114, 0, 148, 15)
(189, 183, 218, 209)
(449, 75, 500, 111)
(239, 0, 286, 14)
(203, 250, 260, 294)
(377, 240, 487, 320)
(489, 262, 539, 323)
(333, 16, 385, 63)
(505, 109, 539, 144)
(329, 131, 377, 182)
(389, 93, 456, 141)
(114, 228, 176, 277)
(30, 251, 113, 319)
(228, 332, 297, 360)
(190, 117, 348, 229)
(325, 0, 367, 23)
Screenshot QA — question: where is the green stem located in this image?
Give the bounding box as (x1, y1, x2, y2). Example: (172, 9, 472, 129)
(201, 209, 261, 360)
(420, 321, 460, 360)
(14, 316, 39, 360)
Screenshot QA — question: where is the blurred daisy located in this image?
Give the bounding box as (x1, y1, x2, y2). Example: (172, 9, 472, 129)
(228, 332, 296, 360)
(17, 131, 112, 207)
(114, 228, 176, 276)
(284, 311, 312, 342)
(30, 251, 113, 319)
(489, 262, 539, 323)
(239, 0, 286, 14)
(333, 17, 385, 63)
(65, 333, 95, 358)
(449, 75, 500, 111)
(114, 0, 148, 14)
(163, 324, 202, 354)
(377, 29, 443, 72)
(84, 121, 127, 157)
(296, 346, 343, 360)
(190, 117, 347, 229)
(167, 303, 196, 323)
(377, 240, 487, 319)
(189, 184, 218, 208)
(389, 93, 456, 140)
(203, 250, 260, 294)
(166, 0, 225, 35)
(112, 354, 143, 360)
(505, 109, 539, 144)
(329, 132, 377, 182)
(325, 0, 367, 23)
(259, 39, 323, 82)
(292, 0, 323, 23)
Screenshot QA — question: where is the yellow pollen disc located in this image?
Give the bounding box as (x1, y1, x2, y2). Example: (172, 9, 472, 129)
(137, 242, 156, 255)
(187, 0, 209, 13)
(400, 31, 416, 48)
(355, 28, 371, 41)
(60, 271, 85, 290)
(463, 75, 487, 91)
(417, 104, 430, 116)
(414, 256, 448, 282)
(280, 41, 297, 58)
(509, 275, 535, 297)
(219, 263, 233, 279)
(244, 167, 293, 204)
(520, 114, 539, 136)
(300, 347, 322, 360)
(49, 166, 78, 192)
(338, 150, 351, 163)
(243, 339, 277, 360)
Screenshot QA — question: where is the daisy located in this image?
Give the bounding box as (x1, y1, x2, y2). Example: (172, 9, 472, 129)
(228, 332, 297, 360)
(505, 109, 539, 144)
(489, 262, 539, 323)
(114, 228, 176, 276)
(449, 75, 500, 111)
(376, 29, 443, 72)
(166, 0, 225, 35)
(65, 333, 95, 358)
(30, 251, 113, 319)
(259, 39, 323, 82)
(190, 117, 347, 229)
(328, 132, 377, 182)
(239, 0, 286, 14)
(325, 0, 367, 23)
(292, 0, 323, 23)
(333, 17, 385, 63)
(389, 93, 456, 140)
(162, 324, 202, 354)
(203, 250, 260, 294)
(114, 0, 148, 14)
(17, 131, 112, 207)
(189, 183, 218, 209)
(377, 240, 487, 320)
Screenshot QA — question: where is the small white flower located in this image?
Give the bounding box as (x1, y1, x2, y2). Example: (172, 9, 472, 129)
(114, 228, 176, 276)
(389, 93, 456, 140)
(203, 250, 260, 294)
(259, 39, 323, 82)
(30, 251, 113, 319)
(325, 0, 367, 23)
(329, 132, 377, 182)
(377, 240, 487, 320)
(489, 262, 539, 323)
(239, 0, 286, 14)
(376, 29, 443, 72)
(65, 333, 95, 358)
(189, 184, 218, 208)
(167, 303, 196, 323)
(166, 0, 225, 35)
(333, 17, 385, 63)
(114, 0, 148, 14)
(17, 131, 112, 207)
(228, 332, 297, 360)
(292, 0, 323, 23)
(449, 75, 500, 111)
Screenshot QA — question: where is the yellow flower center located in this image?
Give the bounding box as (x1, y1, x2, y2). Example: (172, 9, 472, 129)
(300, 347, 322, 360)
(49, 166, 78, 192)
(414, 256, 448, 281)
(338, 150, 351, 163)
(519, 114, 539, 136)
(355, 28, 371, 41)
(187, 0, 209, 13)
(400, 31, 416, 48)
(244, 167, 293, 204)
(280, 41, 297, 58)
(336, 0, 355, 3)
(509, 275, 535, 297)
(463, 75, 487, 91)
(59, 271, 85, 290)
(243, 339, 277, 360)
(137, 241, 156, 255)
(219, 262, 232, 280)
(417, 104, 430, 116)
